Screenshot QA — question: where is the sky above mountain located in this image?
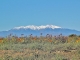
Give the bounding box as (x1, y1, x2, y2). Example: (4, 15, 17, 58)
(0, 0, 80, 31)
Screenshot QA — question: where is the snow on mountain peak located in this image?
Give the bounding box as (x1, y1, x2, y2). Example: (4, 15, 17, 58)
(13, 25, 61, 30)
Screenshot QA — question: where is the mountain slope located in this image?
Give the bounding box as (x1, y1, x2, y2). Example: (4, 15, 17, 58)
(0, 25, 80, 37)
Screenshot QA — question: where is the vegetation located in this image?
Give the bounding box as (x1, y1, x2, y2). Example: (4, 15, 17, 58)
(0, 34, 80, 60)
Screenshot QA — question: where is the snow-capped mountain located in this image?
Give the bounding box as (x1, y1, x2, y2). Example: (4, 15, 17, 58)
(13, 25, 61, 30)
(0, 25, 80, 37)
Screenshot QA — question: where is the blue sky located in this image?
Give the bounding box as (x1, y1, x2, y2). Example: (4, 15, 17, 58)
(0, 0, 80, 31)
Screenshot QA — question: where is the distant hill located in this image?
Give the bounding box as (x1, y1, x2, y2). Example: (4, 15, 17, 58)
(0, 25, 80, 37)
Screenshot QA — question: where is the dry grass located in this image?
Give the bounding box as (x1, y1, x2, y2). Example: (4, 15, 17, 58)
(0, 34, 80, 60)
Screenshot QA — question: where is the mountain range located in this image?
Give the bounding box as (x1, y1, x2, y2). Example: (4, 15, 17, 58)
(0, 25, 80, 37)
